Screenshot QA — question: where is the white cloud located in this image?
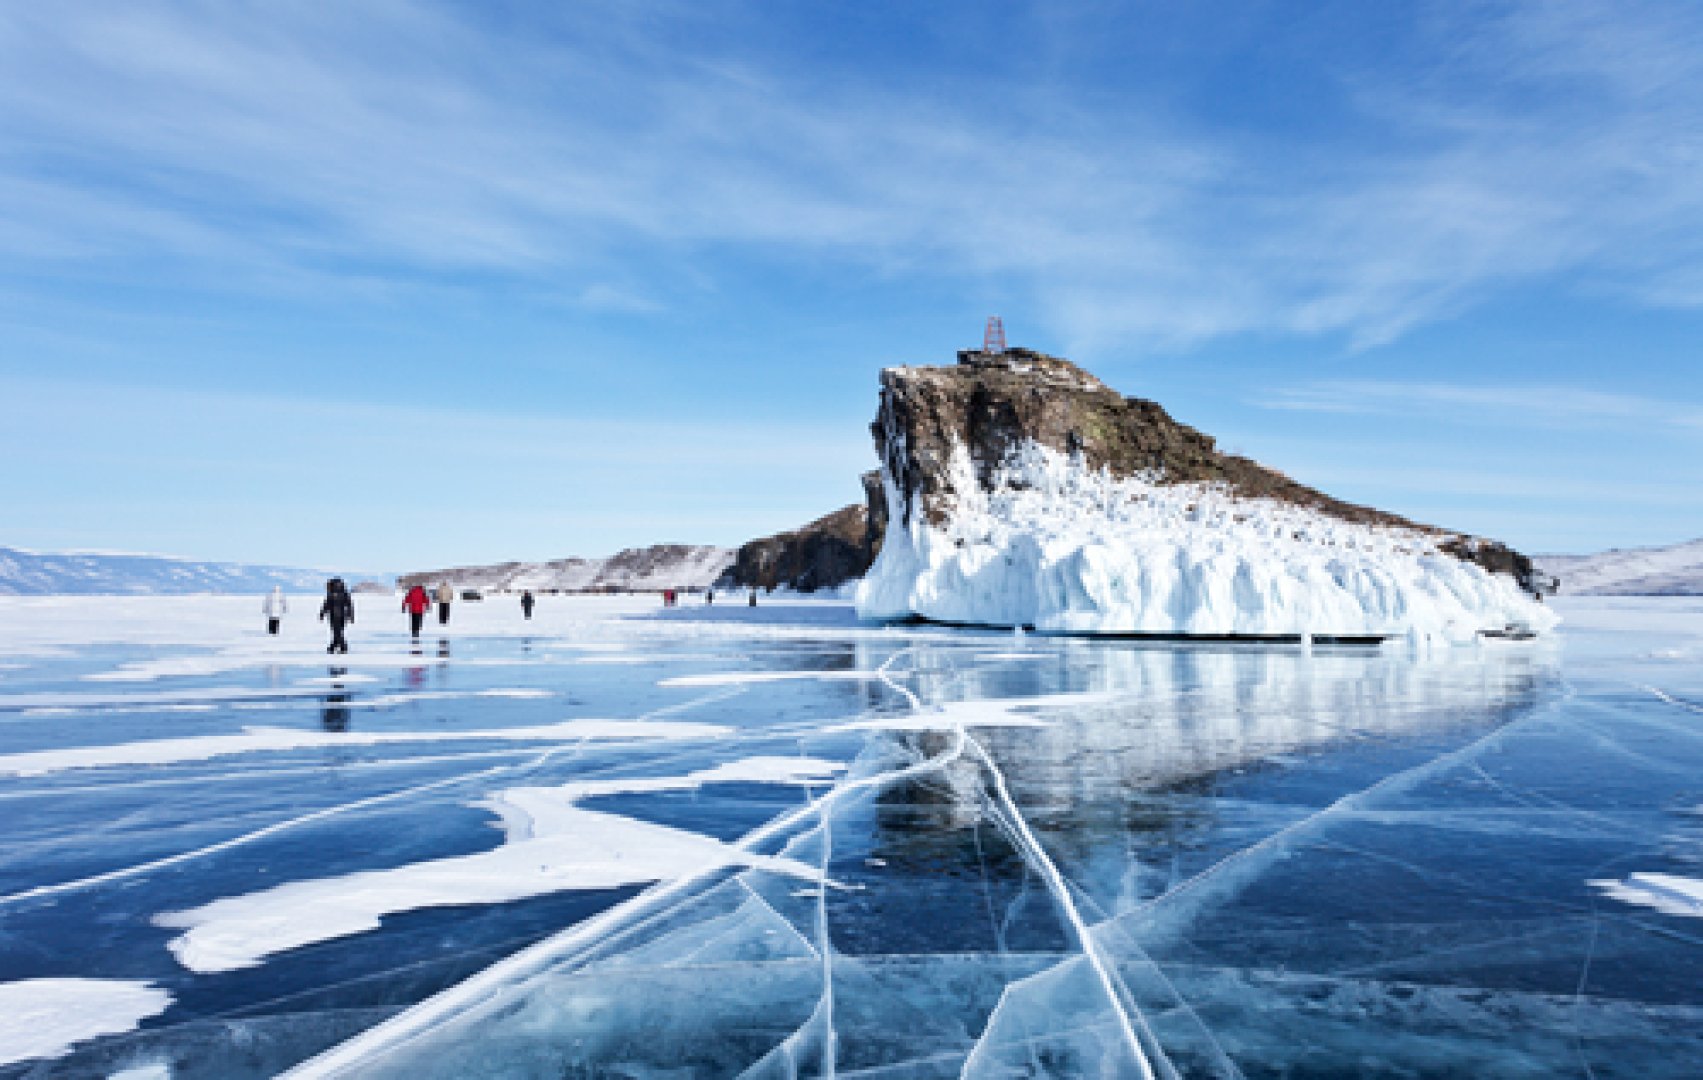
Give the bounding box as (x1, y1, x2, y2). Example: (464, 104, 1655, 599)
(574, 284, 662, 315)
(1258, 379, 1703, 432)
(2, 1, 1703, 349)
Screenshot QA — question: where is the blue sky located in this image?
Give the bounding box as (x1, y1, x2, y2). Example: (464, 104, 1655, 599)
(3, 0, 1701, 571)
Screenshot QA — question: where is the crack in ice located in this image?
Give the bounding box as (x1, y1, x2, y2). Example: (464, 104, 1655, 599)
(963, 730, 1164, 1080)
(282, 727, 969, 1077)
(1120, 692, 1574, 940)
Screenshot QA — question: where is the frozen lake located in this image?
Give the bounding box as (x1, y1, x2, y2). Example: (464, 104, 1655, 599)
(1, 593, 1700, 1077)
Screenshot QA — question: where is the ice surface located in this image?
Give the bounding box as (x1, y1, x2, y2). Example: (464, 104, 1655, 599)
(156, 775, 827, 973)
(858, 440, 1556, 640)
(0, 719, 730, 777)
(659, 670, 888, 687)
(0, 685, 334, 711)
(0, 979, 171, 1067)
(2, 594, 1701, 1077)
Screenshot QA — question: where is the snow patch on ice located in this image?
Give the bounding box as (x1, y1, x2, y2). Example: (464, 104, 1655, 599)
(1649, 647, 1699, 661)
(0, 719, 730, 776)
(355, 688, 555, 709)
(555, 756, 845, 801)
(155, 758, 836, 972)
(658, 670, 885, 688)
(85, 652, 445, 683)
(0, 978, 171, 1067)
(1591, 872, 1703, 918)
(0, 686, 330, 711)
(827, 691, 1111, 732)
(857, 441, 1555, 641)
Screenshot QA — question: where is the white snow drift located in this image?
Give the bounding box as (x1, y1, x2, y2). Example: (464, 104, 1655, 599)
(156, 756, 841, 973)
(857, 441, 1556, 641)
(1592, 871, 1703, 919)
(0, 719, 730, 777)
(0, 979, 171, 1067)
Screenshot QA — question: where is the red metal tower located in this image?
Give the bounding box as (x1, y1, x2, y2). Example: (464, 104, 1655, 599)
(983, 316, 1006, 354)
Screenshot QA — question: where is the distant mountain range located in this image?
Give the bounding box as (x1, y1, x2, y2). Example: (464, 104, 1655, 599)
(0, 543, 735, 597)
(0, 546, 381, 596)
(7, 536, 1697, 598)
(397, 544, 735, 593)
(1534, 538, 1703, 596)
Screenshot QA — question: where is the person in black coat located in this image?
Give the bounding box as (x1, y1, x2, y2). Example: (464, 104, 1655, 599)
(520, 590, 535, 619)
(319, 578, 355, 654)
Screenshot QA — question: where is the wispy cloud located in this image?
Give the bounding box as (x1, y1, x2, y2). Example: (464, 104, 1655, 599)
(1259, 379, 1703, 432)
(3, 1, 1703, 349)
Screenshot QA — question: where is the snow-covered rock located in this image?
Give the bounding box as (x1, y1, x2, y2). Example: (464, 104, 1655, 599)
(400, 544, 734, 593)
(856, 350, 1555, 641)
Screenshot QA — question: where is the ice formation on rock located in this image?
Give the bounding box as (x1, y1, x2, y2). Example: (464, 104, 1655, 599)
(858, 438, 1556, 641)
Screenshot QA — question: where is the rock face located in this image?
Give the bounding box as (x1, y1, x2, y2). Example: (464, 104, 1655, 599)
(856, 348, 1555, 639)
(720, 473, 886, 593)
(877, 349, 1532, 582)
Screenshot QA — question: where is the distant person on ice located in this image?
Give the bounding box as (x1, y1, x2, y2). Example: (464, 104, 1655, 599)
(319, 578, 354, 654)
(436, 582, 454, 625)
(520, 590, 535, 619)
(403, 583, 431, 640)
(262, 586, 288, 635)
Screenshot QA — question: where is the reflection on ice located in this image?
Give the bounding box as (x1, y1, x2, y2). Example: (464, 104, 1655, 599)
(291, 631, 1575, 1078)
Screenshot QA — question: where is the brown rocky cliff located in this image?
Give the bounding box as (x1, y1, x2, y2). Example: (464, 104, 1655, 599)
(719, 471, 886, 592)
(873, 348, 1535, 584)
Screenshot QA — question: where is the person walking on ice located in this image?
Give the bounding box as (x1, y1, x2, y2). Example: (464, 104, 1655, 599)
(403, 583, 431, 640)
(520, 590, 535, 620)
(262, 586, 288, 635)
(319, 578, 355, 654)
(436, 581, 454, 626)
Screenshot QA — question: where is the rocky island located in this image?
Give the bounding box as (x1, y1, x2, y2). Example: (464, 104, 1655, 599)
(850, 347, 1553, 640)
(399, 345, 1555, 643)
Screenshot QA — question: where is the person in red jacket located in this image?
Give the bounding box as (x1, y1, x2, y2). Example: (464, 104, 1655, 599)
(402, 583, 431, 640)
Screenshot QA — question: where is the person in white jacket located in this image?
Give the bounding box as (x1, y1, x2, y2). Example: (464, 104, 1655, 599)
(263, 587, 288, 635)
